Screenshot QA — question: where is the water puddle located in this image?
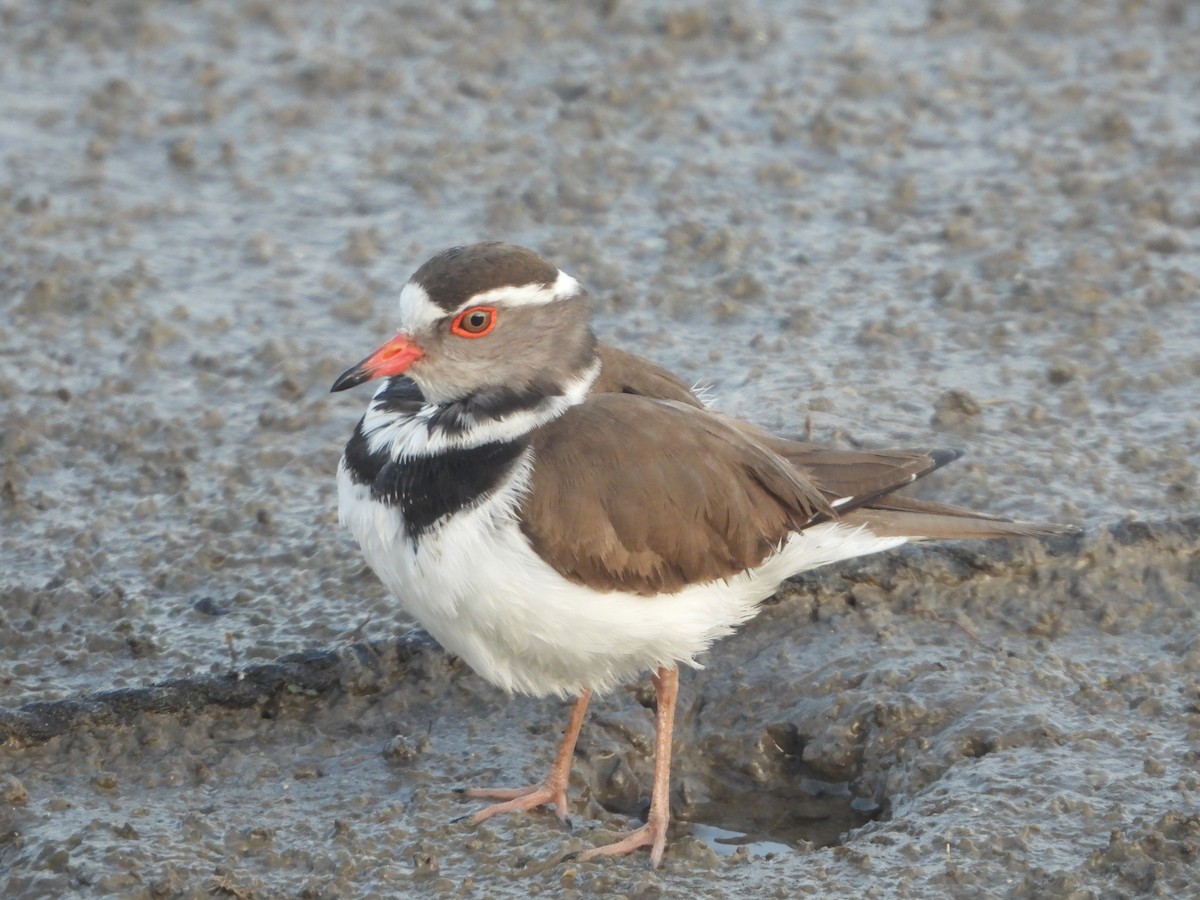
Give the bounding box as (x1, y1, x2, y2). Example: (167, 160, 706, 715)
(679, 774, 882, 856)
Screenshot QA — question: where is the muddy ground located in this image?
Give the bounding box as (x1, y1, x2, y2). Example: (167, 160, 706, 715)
(1, 0, 1198, 896)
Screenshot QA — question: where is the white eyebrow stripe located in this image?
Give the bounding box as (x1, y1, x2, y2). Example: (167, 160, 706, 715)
(396, 281, 443, 333)
(454, 269, 582, 312)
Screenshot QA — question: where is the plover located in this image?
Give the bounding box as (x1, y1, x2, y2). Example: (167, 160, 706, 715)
(331, 241, 1071, 866)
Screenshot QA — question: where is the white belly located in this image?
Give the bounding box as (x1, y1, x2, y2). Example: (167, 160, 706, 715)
(336, 455, 906, 697)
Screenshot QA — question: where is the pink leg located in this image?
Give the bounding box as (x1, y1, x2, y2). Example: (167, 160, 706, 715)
(465, 688, 592, 824)
(578, 666, 678, 868)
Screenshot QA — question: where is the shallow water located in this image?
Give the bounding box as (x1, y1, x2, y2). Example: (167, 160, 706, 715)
(2, 0, 1199, 896)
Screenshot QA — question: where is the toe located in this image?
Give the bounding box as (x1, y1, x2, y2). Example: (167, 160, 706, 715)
(577, 820, 667, 866)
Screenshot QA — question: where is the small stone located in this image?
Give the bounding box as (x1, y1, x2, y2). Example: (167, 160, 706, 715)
(1047, 362, 1077, 385)
(193, 597, 230, 616)
(1145, 233, 1182, 255)
(411, 843, 440, 877)
(167, 137, 196, 169)
(0, 775, 28, 806)
(932, 389, 982, 429)
(382, 735, 420, 766)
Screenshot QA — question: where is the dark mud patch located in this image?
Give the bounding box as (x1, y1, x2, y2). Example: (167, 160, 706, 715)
(0, 631, 439, 748)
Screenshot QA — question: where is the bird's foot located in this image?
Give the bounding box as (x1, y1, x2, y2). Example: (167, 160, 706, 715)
(461, 780, 571, 825)
(578, 818, 668, 868)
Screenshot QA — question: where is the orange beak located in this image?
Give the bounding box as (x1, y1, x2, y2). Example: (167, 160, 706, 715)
(330, 334, 425, 392)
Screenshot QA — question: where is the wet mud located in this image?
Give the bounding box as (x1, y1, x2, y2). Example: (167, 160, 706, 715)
(3, 524, 1199, 896)
(2, 0, 1198, 896)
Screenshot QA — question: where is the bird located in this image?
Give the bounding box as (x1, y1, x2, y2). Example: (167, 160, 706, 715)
(330, 241, 1073, 868)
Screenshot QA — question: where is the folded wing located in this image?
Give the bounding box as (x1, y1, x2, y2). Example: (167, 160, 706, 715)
(522, 395, 831, 595)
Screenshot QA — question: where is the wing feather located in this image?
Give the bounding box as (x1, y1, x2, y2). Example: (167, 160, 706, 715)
(521, 394, 830, 595)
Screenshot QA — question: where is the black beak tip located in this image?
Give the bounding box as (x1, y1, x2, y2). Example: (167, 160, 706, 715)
(330, 364, 367, 393)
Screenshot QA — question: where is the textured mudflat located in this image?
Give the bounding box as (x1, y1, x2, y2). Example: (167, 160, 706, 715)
(1, 0, 1197, 896)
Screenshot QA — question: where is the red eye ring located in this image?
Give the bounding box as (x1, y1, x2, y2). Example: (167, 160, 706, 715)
(451, 306, 497, 338)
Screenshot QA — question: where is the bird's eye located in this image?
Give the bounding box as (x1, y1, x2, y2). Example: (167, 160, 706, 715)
(450, 306, 497, 338)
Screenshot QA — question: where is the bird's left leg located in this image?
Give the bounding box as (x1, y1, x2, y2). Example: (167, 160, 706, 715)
(578, 665, 678, 868)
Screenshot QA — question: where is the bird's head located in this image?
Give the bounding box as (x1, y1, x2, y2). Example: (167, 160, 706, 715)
(331, 242, 596, 404)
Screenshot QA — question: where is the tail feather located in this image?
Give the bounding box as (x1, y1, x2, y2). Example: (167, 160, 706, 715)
(691, 408, 1077, 542)
(839, 501, 1079, 541)
(751, 434, 1078, 541)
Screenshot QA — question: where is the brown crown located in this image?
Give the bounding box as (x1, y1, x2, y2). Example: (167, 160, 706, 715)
(412, 242, 560, 312)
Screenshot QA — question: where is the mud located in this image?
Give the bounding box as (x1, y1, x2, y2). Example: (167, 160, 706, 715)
(1, 0, 1198, 896)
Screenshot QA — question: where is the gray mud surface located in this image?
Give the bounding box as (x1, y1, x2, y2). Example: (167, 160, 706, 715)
(1, 1, 1198, 896)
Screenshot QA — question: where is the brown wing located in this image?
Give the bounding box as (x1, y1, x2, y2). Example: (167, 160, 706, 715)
(582, 354, 1074, 550)
(521, 394, 832, 596)
(592, 344, 705, 408)
(589, 362, 1003, 518)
